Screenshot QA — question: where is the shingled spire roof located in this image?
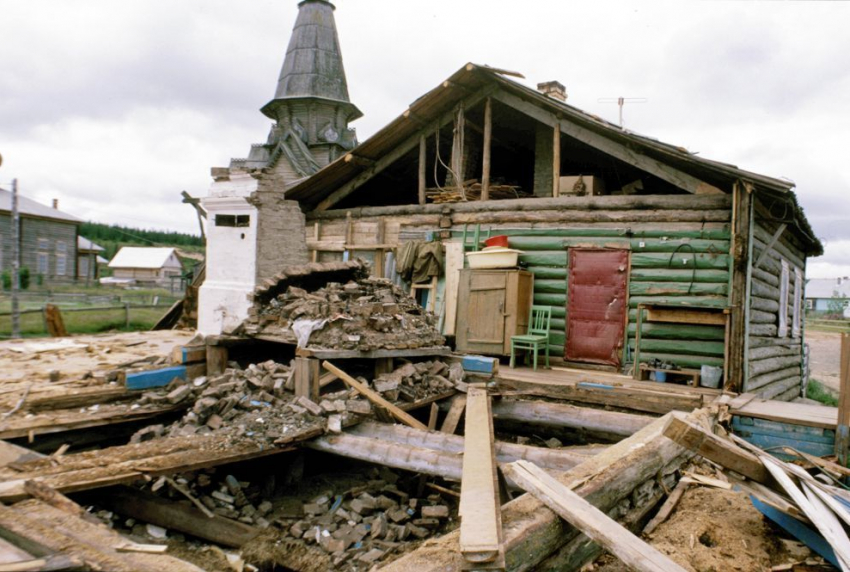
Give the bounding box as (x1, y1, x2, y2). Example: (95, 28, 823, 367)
(261, 0, 362, 121)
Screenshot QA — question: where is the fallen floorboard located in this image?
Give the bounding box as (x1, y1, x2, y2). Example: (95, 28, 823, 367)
(491, 398, 654, 439)
(378, 408, 711, 572)
(731, 398, 838, 430)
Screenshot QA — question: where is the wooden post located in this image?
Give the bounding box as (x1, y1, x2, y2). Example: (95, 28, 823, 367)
(481, 97, 492, 201)
(295, 357, 320, 402)
(728, 182, 753, 392)
(206, 344, 228, 376)
(124, 302, 131, 329)
(552, 122, 561, 197)
(836, 333, 850, 467)
(418, 135, 427, 205)
(374, 357, 393, 379)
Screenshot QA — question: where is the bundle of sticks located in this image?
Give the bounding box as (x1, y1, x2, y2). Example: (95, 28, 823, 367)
(426, 179, 526, 203)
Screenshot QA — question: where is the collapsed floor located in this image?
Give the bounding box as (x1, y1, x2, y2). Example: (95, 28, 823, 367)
(0, 264, 842, 571)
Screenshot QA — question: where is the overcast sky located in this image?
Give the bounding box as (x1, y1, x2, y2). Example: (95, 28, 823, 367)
(1, 0, 848, 277)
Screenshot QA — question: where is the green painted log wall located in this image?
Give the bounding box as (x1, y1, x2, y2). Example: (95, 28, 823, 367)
(454, 222, 731, 365)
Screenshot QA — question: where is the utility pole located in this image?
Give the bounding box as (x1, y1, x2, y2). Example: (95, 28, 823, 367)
(11, 178, 20, 338)
(597, 96, 648, 129)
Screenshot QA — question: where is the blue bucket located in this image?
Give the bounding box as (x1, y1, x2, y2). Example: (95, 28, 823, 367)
(654, 371, 667, 383)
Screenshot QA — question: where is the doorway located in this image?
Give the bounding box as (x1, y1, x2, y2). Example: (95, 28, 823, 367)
(565, 249, 629, 367)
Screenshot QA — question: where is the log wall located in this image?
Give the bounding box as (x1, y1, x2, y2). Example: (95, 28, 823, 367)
(307, 194, 732, 373)
(744, 198, 806, 400)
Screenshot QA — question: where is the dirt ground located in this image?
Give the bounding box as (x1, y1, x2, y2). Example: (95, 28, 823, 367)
(590, 486, 820, 572)
(807, 330, 842, 393)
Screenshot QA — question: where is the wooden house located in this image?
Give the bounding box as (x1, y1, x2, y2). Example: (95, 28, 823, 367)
(107, 247, 183, 286)
(0, 190, 80, 285)
(77, 236, 107, 282)
(276, 63, 821, 400)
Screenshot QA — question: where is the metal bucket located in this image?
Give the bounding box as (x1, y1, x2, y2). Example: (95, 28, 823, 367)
(700, 365, 722, 389)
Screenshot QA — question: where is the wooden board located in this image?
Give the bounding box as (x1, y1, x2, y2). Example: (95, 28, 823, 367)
(503, 460, 688, 572)
(292, 345, 451, 359)
(732, 398, 838, 430)
(443, 241, 465, 337)
(459, 387, 505, 569)
(645, 307, 726, 326)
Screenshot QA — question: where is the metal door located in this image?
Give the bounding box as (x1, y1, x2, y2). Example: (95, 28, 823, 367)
(565, 249, 629, 366)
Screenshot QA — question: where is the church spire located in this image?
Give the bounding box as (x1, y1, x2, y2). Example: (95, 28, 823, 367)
(261, 0, 361, 122)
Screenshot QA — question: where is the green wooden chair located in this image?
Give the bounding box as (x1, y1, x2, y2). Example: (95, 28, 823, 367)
(510, 305, 552, 371)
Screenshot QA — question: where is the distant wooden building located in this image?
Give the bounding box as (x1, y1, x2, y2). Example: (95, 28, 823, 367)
(77, 236, 107, 281)
(0, 190, 80, 285)
(108, 247, 182, 286)
(806, 277, 850, 317)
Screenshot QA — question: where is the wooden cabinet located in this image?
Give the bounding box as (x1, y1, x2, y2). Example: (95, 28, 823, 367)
(455, 269, 533, 356)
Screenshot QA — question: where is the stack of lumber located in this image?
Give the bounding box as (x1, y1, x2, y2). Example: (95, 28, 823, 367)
(426, 180, 527, 203)
(663, 412, 850, 570)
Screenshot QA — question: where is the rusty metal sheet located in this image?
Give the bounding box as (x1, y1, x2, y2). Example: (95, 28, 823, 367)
(565, 249, 629, 366)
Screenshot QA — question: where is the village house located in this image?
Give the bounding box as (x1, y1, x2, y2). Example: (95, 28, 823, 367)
(198, 0, 821, 402)
(107, 246, 183, 286)
(806, 277, 850, 318)
(76, 236, 107, 282)
(0, 189, 80, 285)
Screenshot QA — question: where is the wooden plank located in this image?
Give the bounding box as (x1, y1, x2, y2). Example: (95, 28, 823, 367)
(642, 479, 690, 535)
(645, 307, 726, 326)
(443, 241, 465, 337)
(459, 386, 504, 569)
(732, 398, 838, 430)
(292, 345, 451, 359)
(838, 333, 850, 465)
(492, 399, 653, 439)
(205, 345, 228, 376)
(440, 395, 466, 435)
(503, 460, 688, 572)
(125, 366, 188, 390)
(294, 357, 320, 402)
(0, 554, 82, 571)
(481, 97, 492, 201)
(552, 122, 561, 197)
(753, 223, 787, 270)
(172, 346, 205, 365)
(44, 306, 67, 338)
(662, 413, 770, 483)
(418, 135, 427, 205)
(94, 487, 260, 548)
(322, 361, 428, 430)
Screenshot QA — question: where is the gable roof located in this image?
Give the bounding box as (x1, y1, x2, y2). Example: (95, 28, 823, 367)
(77, 236, 105, 252)
(284, 62, 821, 255)
(108, 247, 178, 269)
(0, 188, 81, 223)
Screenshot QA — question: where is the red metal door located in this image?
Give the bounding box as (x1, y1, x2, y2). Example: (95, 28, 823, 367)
(565, 249, 628, 366)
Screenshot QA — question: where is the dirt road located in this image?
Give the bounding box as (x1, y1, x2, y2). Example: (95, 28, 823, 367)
(806, 329, 841, 392)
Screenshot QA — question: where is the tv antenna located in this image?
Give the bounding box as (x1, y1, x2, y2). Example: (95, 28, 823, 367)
(597, 96, 647, 128)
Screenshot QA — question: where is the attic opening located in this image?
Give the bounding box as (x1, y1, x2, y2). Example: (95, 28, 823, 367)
(331, 94, 697, 210)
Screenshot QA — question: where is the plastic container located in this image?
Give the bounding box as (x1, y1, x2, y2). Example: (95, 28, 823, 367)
(484, 235, 509, 249)
(466, 248, 523, 269)
(654, 371, 667, 383)
(700, 365, 723, 389)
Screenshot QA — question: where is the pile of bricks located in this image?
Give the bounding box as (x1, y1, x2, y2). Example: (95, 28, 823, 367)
(278, 468, 455, 570)
(372, 360, 460, 403)
(244, 277, 446, 351)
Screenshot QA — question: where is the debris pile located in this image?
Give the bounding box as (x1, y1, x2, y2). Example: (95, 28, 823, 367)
(243, 269, 445, 351)
(132, 360, 326, 446)
(372, 360, 460, 403)
(275, 467, 456, 570)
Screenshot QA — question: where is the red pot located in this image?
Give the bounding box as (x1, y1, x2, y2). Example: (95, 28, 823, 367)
(484, 235, 509, 248)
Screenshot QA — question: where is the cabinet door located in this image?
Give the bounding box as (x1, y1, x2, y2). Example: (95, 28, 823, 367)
(457, 270, 508, 354)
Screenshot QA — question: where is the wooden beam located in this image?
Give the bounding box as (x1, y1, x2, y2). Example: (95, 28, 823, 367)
(321, 361, 428, 430)
(642, 479, 690, 535)
(552, 122, 561, 197)
(343, 153, 376, 168)
(503, 460, 688, 572)
(418, 135, 427, 205)
(729, 181, 753, 393)
(662, 413, 769, 483)
(837, 333, 850, 466)
(440, 395, 466, 434)
(205, 345, 228, 376)
(492, 90, 723, 195)
(753, 223, 787, 270)
(380, 409, 711, 572)
(316, 87, 495, 212)
(481, 97, 492, 201)
(294, 357, 320, 403)
(93, 487, 260, 548)
(459, 387, 505, 569)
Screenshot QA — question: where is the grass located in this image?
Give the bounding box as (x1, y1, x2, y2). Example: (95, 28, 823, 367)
(806, 378, 839, 407)
(0, 306, 167, 338)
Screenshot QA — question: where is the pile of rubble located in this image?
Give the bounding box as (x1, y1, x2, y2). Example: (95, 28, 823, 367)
(372, 360, 460, 403)
(132, 360, 326, 446)
(244, 276, 446, 351)
(276, 468, 456, 570)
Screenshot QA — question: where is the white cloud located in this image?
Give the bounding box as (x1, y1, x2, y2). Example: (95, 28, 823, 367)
(0, 0, 848, 279)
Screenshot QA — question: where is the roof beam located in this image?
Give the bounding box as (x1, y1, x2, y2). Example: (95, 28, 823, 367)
(314, 86, 496, 212)
(492, 90, 723, 195)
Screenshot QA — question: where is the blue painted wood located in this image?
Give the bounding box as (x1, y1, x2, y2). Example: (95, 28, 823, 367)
(126, 366, 187, 390)
(734, 416, 836, 440)
(577, 382, 614, 391)
(732, 430, 834, 459)
(749, 495, 838, 568)
(462, 355, 499, 374)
